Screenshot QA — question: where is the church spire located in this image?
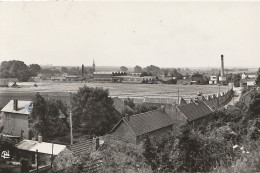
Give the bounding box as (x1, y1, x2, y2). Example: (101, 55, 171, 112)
(92, 59, 96, 72)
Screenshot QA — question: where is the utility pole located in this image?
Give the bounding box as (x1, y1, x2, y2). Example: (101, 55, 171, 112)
(177, 89, 179, 105)
(51, 141, 54, 168)
(36, 149, 38, 173)
(69, 91, 73, 145)
(70, 110, 73, 145)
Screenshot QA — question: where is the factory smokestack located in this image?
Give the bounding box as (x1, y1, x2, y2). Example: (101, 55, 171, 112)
(82, 64, 84, 77)
(221, 54, 224, 77)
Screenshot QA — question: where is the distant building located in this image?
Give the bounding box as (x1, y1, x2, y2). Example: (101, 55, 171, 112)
(112, 76, 156, 84)
(209, 75, 218, 84)
(177, 77, 192, 85)
(241, 72, 256, 79)
(1, 100, 33, 139)
(110, 108, 174, 144)
(0, 78, 18, 87)
(191, 73, 207, 85)
(240, 78, 256, 89)
(93, 72, 113, 82)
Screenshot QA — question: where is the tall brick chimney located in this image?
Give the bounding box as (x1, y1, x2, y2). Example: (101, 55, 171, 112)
(13, 99, 18, 111)
(221, 54, 224, 77)
(82, 64, 84, 77)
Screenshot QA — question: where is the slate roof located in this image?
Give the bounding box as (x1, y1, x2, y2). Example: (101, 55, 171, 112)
(1, 100, 33, 115)
(67, 138, 93, 156)
(111, 109, 174, 136)
(177, 101, 213, 122)
(112, 97, 135, 114)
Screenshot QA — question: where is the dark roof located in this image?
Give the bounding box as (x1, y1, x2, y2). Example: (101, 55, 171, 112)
(177, 101, 213, 122)
(67, 138, 92, 156)
(112, 97, 135, 114)
(111, 109, 174, 136)
(179, 97, 187, 105)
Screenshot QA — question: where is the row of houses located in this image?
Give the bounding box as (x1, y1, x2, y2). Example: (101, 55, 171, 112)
(0, 88, 233, 172)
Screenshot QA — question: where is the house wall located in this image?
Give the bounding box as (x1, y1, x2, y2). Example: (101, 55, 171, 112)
(136, 125, 172, 144)
(111, 121, 136, 144)
(2, 112, 29, 139)
(164, 105, 187, 132)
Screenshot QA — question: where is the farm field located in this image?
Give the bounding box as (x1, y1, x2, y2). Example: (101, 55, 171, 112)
(0, 82, 230, 98)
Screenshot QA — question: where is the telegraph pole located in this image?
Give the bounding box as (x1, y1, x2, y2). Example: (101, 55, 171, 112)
(70, 110, 73, 145)
(69, 92, 73, 145)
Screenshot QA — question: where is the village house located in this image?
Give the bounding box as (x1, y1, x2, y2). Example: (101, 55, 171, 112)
(1, 100, 33, 139)
(1, 99, 67, 139)
(110, 108, 174, 144)
(112, 97, 135, 115)
(176, 100, 213, 125)
(241, 72, 257, 79)
(0, 78, 18, 87)
(15, 138, 66, 169)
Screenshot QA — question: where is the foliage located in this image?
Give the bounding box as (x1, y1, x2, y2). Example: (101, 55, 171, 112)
(135, 104, 158, 114)
(233, 73, 241, 87)
(28, 64, 41, 76)
(140, 71, 153, 77)
(71, 86, 119, 136)
(123, 97, 135, 109)
(40, 67, 62, 77)
(143, 65, 161, 76)
(100, 136, 152, 172)
(256, 67, 260, 85)
(169, 69, 183, 79)
(0, 60, 33, 81)
(30, 93, 68, 139)
(134, 65, 143, 73)
(120, 66, 128, 72)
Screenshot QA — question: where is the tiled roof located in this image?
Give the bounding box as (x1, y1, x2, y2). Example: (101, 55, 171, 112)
(112, 97, 135, 114)
(67, 139, 93, 156)
(1, 100, 33, 115)
(112, 109, 174, 136)
(177, 101, 213, 122)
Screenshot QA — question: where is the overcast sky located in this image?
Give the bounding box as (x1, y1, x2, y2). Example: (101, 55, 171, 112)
(1, 1, 260, 68)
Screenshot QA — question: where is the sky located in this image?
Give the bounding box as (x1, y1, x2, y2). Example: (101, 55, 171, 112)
(0, 1, 260, 68)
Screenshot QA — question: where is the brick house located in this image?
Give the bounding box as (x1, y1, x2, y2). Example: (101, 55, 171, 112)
(1, 99, 33, 139)
(110, 109, 174, 144)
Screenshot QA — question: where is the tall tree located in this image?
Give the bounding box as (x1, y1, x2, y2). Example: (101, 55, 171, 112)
(28, 64, 41, 76)
(120, 66, 128, 72)
(134, 65, 143, 73)
(144, 65, 161, 76)
(71, 86, 119, 135)
(30, 93, 68, 139)
(0, 60, 32, 81)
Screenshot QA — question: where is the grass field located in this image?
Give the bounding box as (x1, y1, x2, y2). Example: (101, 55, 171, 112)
(0, 82, 230, 99)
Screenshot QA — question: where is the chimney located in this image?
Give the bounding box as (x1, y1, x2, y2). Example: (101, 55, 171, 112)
(38, 135, 42, 143)
(221, 54, 224, 77)
(161, 105, 165, 112)
(13, 99, 18, 111)
(125, 114, 129, 121)
(123, 99, 127, 108)
(82, 64, 84, 77)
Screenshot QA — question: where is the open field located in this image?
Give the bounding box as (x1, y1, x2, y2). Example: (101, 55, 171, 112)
(0, 82, 230, 98)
